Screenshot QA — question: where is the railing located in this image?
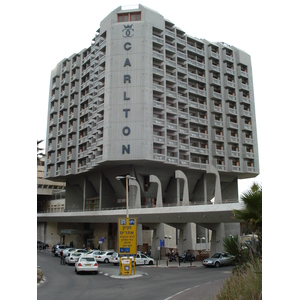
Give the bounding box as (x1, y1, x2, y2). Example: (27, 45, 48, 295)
(37, 199, 241, 213)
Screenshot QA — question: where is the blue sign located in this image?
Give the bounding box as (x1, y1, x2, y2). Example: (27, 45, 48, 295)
(99, 237, 105, 243)
(120, 219, 126, 225)
(160, 239, 165, 247)
(129, 219, 135, 225)
(120, 247, 130, 253)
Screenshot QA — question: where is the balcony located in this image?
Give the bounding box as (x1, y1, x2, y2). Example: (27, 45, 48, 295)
(241, 120, 252, 131)
(153, 136, 165, 144)
(153, 83, 164, 93)
(226, 103, 237, 116)
(190, 131, 208, 140)
(211, 91, 222, 100)
(166, 157, 178, 164)
(153, 154, 165, 161)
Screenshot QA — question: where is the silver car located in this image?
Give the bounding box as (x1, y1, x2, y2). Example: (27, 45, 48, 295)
(202, 252, 234, 267)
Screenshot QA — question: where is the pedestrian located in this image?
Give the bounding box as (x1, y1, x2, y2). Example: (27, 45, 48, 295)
(60, 250, 65, 265)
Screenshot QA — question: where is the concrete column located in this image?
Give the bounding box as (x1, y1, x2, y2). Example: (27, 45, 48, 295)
(149, 175, 163, 207)
(150, 223, 165, 260)
(99, 173, 102, 210)
(129, 178, 141, 208)
(175, 170, 189, 206)
(137, 223, 143, 248)
(210, 223, 225, 254)
(177, 223, 196, 253)
(83, 177, 86, 210)
(206, 165, 222, 204)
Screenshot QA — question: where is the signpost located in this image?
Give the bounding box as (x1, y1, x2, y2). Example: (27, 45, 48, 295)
(118, 217, 137, 275)
(99, 237, 105, 251)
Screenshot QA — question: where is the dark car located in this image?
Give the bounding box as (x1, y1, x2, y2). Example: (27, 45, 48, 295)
(37, 241, 49, 250)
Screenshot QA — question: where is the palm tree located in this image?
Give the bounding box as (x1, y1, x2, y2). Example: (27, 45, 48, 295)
(234, 183, 262, 234)
(234, 183, 262, 255)
(37, 139, 45, 164)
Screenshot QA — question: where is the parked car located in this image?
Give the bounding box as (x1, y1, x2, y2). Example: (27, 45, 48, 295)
(74, 249, 89, 255)
(62, 248, 76, 257)
(37, 241, 49, 250)
(53, 245, 68, 256)
(202, 252, 234, 267)
(134, 252, 154, 265)
(110, 252, 119, 265)
(97, 250, 115, 263)
(75, 256, 98, 274)
(112, 252, 154, 266)
(86, 250, 102, 262)
(51, 243, 60, 254)
(65, 252, 82, 265)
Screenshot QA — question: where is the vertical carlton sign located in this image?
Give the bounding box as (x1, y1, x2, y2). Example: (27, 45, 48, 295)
(121, 24, 134, 155)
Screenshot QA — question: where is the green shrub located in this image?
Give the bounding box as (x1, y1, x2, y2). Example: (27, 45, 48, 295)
(215, 257, 262, 300)
(37, 268, 44, 284)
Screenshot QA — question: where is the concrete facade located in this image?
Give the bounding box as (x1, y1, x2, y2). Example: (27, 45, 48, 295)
(40, 5, 259, 257)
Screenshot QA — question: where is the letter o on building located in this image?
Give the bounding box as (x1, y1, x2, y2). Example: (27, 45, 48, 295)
(122, 126, 131, 136)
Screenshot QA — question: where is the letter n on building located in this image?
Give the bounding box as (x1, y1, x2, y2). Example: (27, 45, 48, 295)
(122, 145, 130, 154)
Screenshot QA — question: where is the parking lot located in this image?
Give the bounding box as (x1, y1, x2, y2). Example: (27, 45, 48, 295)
(38, 249, 233, 300)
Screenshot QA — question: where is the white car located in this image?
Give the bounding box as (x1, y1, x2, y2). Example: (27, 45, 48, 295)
(62, 248, 76, 257)
(65, 252, 82, 265)
(110, 252, 119, 265)
(111, 252, 154, 266)
(75, 256, 98, 275)
(97, 250, 115, 263)
(86, 250, 102, 262)
(134, 253, 154, 265)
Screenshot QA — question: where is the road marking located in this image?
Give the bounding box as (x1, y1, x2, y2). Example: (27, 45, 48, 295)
(164, 285, 200, 300)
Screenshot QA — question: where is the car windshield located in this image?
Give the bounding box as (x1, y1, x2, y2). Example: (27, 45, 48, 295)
(211, 253, 221, 258)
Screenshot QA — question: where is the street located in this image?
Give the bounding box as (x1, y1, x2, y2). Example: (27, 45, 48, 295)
(37, 250, 233, 300)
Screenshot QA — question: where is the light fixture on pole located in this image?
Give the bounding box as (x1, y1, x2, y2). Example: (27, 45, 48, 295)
(116, 175, 136, 218)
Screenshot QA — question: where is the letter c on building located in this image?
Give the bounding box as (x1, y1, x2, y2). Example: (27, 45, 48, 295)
(124, 42, 132, 51)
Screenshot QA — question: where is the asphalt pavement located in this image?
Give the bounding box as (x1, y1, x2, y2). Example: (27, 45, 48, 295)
(38, 249, 231, 299)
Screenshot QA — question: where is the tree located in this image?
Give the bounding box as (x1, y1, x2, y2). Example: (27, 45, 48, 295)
(234, 183, 262, 255)
(37, 139, 45, 164)
(234, 183, 262, 233)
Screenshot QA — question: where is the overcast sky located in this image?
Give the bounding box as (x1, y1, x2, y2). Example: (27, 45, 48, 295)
(3, 0, 299, 197)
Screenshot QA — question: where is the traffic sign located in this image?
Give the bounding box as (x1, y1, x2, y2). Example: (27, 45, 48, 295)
(118, 218, 137, 256)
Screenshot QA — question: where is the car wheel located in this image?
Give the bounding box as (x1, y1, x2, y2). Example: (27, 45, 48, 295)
(149, 261, 153, 265)
(215, 261, 220, 268)
(104, 258, 109, 263)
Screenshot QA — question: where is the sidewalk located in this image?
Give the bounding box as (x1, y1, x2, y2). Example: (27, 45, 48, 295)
(107, 260, 203, 279)
(153, 259, 202, 268)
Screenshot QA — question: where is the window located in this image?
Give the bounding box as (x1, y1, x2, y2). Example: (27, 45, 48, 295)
(118, 12, 141, 22)
(118, 14, 128, 22)
(130, 12, 141, 21)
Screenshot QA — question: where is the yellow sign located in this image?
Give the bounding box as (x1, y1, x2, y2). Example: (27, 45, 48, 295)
(118, 218, 137, 255)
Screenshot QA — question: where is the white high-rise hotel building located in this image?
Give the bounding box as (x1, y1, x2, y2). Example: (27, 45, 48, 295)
(42, 5, 259, 254)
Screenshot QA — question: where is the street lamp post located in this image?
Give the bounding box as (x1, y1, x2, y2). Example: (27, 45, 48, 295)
(116, 175, 136, 218)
